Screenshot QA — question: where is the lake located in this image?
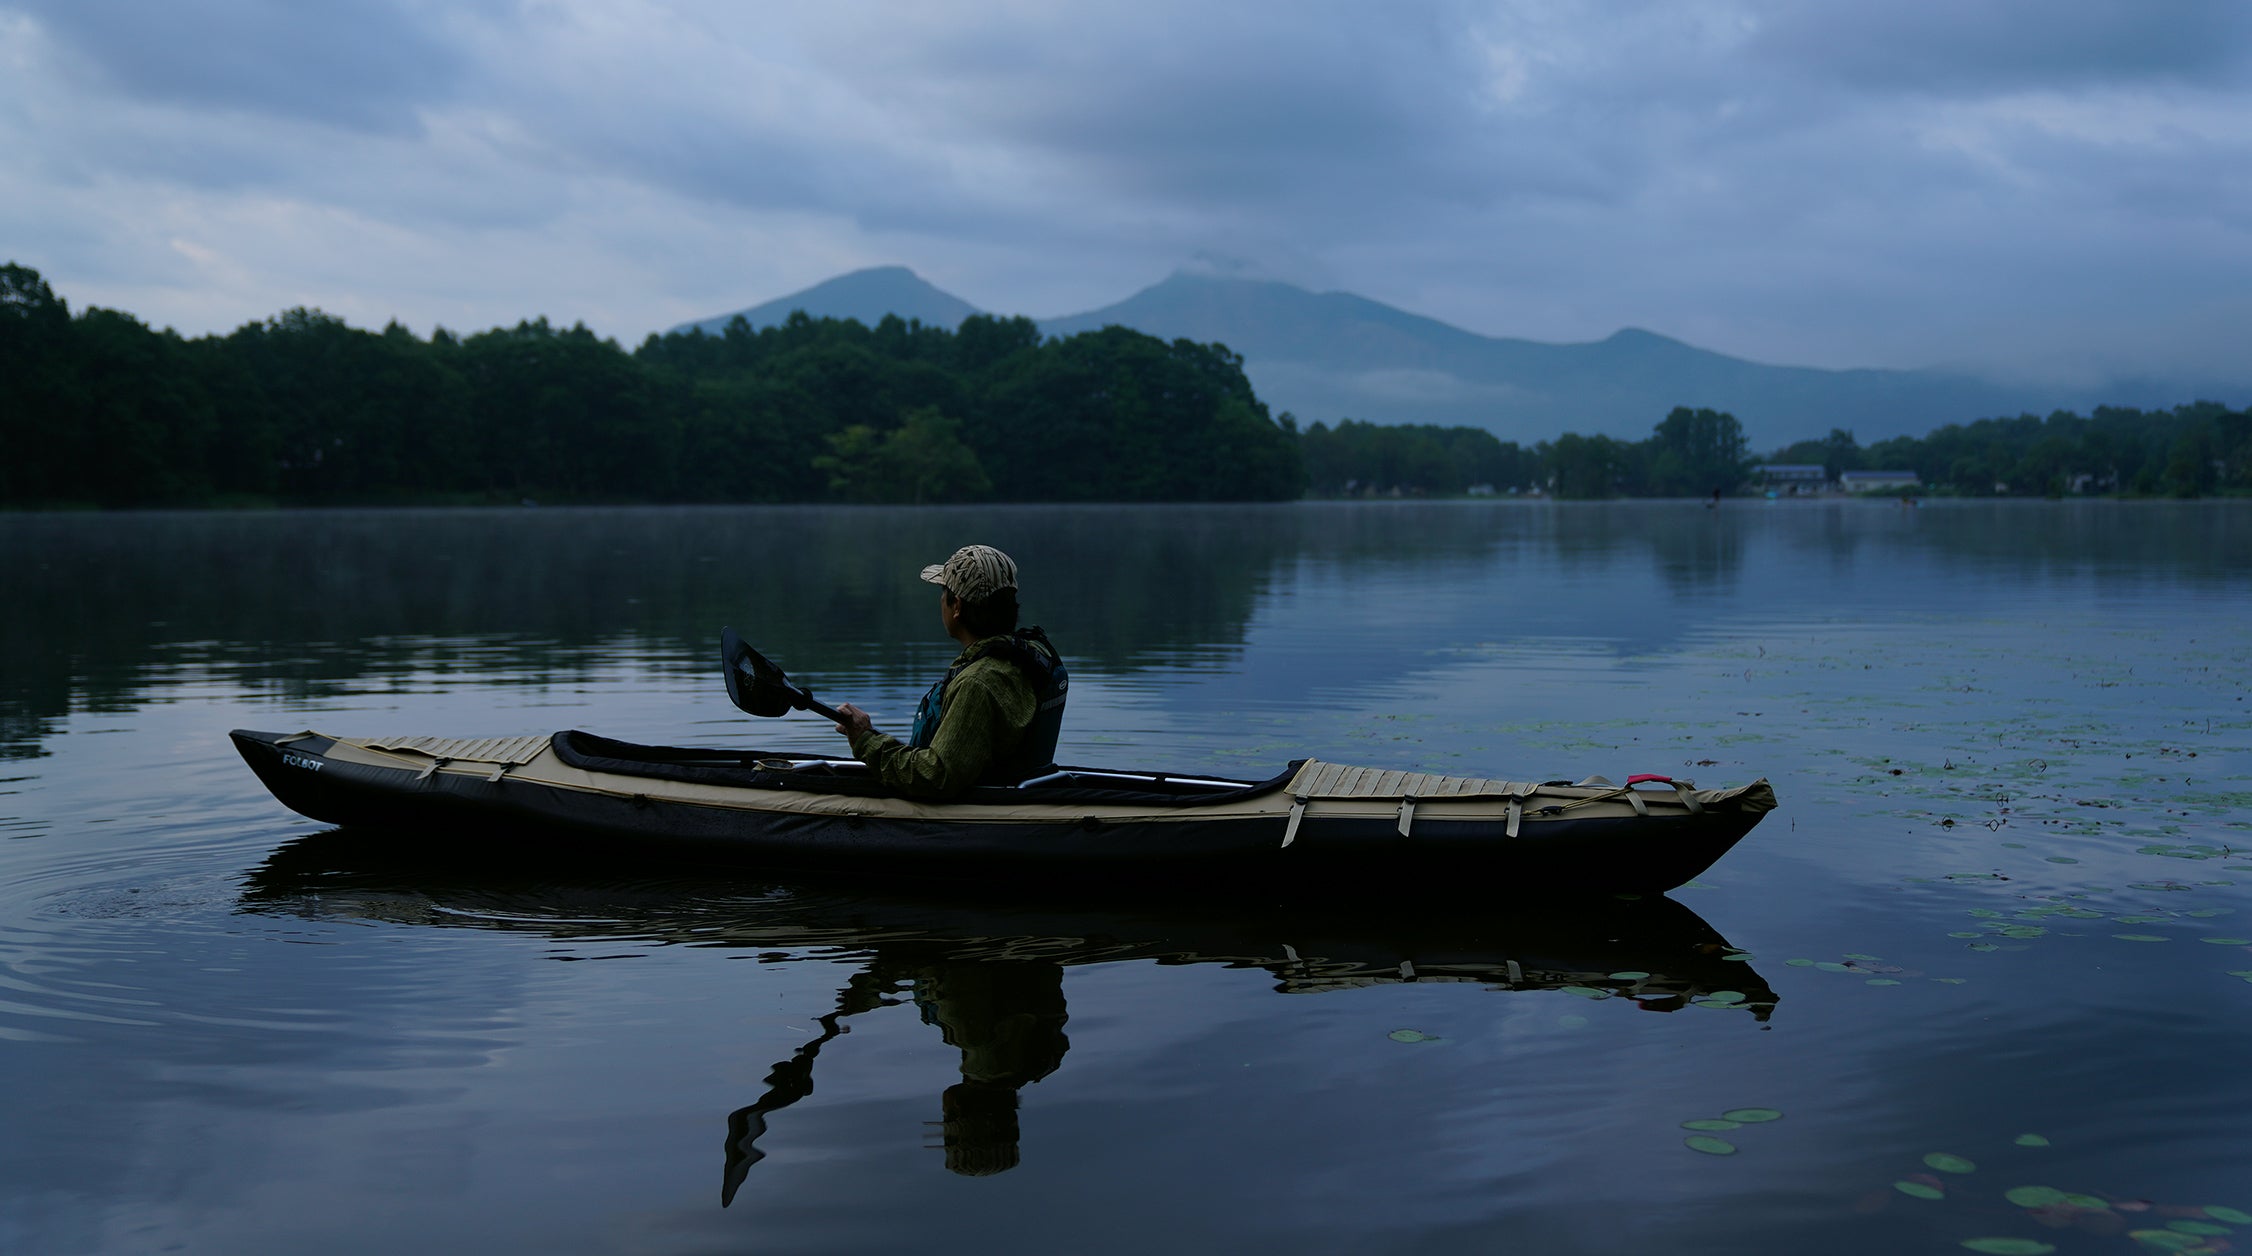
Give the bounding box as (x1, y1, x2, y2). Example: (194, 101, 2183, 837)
(3, 500, 2248, 1255)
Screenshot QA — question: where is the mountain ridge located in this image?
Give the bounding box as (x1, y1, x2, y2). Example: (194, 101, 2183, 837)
(673, 267, 2236, 449)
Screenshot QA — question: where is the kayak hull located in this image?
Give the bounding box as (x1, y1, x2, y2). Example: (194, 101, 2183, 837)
(231, 728, 1777, 895)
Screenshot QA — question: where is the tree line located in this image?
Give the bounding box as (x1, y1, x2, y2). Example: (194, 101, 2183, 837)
(0, 263, 1304, 507)
(5, 262, 2245, 506)
(1307, 405, 1755, 499)
(1765, 406, 2251, 498)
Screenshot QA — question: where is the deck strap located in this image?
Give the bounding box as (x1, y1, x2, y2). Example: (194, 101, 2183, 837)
(1282, 795, 1310, 848)
(1397, 795, 1418, 837)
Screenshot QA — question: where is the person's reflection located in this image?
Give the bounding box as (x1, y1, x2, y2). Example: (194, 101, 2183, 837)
(723, 958, 1068, 1201)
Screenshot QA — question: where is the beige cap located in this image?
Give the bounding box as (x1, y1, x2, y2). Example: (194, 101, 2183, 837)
(920, 544, 1018, 601)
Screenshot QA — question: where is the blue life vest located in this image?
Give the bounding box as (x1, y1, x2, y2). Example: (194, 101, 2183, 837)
(907, 628, 1068, 782)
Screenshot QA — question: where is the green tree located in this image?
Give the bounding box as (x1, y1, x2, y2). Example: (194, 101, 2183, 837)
(1644, 406, 1751, 496)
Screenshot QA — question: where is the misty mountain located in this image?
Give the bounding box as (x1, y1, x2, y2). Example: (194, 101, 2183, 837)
(671, 266, 979, 336)
(676, 267, 2229, 450)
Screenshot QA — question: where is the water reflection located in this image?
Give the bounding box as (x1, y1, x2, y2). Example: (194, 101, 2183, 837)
(8, 501, 2244, 762)
(723, 959, 1068, 1190)
(240, 828, 1778, 1193)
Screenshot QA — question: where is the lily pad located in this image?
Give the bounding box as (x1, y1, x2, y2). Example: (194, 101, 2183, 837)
(1560, 985, 1609, 999)
(2206, 1207, 2252, 1225)
(2013, 1133, 2051, 1147)
(1960, 1240, 2055, 1255)
(1868, 978, 1903, 986)
(1702, 990, 1748, 1005)
(1815, 961, 1851, 972)
(2168, 1220, 2232, 1236)
(1721, 1107, 1782, 1123)
(1683, 1135, 1736, 1155)
(1609, 971, 1652, 980)
(2114, 934, 2170, 943)
(2064, 1194, 2109, 1210)
(1949, 931, 1985, 939)
(1682, 1119, 1740, 1131)
(1895, 1180, 1946, 1200)
(2006, 1185, 2068, 1208)
(2000, 926, 2048, 939)
(1924, 1152, 1978, 1174)
(1388, 1029, 1439, 1043)
(2045, 856, 2080, 864)
(2127, 1230, 2202, 1251)
(2200, 938, 2252, 946)
(1784, 957, 1814, 967)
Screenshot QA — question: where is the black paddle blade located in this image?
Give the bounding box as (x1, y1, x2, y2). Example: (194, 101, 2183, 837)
(721, 626, 797, 718)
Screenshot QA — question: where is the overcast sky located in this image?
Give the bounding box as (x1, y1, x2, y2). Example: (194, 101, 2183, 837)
(4, 1, 2249, 381)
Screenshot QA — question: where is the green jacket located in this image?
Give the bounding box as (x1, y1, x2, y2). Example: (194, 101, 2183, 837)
(849, 646, 1039, 799)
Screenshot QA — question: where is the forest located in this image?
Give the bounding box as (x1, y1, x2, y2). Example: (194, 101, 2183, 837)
(0, 264, 1303, 507)
(4, 262, 2246, 506)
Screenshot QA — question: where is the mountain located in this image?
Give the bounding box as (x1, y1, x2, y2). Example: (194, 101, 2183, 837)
(675, 267, 2235, 450)
(671, 266, 980, 336)
(1038, 272, 2114, 450)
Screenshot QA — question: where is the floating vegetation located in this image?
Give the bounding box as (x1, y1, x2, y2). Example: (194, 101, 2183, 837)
(2207, 1206, 2252, 1225)
(1722, 1108, 1782, 1123)
(1869, 978, 1903, 986)
(2004, 1185, 2068, 1208)
(1681, 1119, 1740, 1131)
(1925, 1152, 1978, 1174)
(1608, 970, 1652, 980)
(1387, 1029, 1440, 1043)
(2113, 934, 2170, 943)
(1896, 1180, 1947, 1200)
(2127, 1229, 2207, 1251)
(1683, 1135, 1736, 1155)
(2013, 1134, 2051, 1147)
(2198, 937, 2251, 945)
(1959, 1240, 2055, 1255)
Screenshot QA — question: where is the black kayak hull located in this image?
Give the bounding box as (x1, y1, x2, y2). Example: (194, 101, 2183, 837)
(231, 728, 1776, 895)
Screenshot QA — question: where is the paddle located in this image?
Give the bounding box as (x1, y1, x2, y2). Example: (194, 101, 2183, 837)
(720, 627, 847, 723)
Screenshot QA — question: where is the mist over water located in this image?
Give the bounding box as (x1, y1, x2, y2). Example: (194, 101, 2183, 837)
(3, 500, 2248, 1254)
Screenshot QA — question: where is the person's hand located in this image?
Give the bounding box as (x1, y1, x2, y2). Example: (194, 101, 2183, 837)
(833, 703, 875, 740)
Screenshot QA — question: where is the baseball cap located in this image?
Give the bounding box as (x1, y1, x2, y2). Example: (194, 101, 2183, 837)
(920, 544, 1018, 601)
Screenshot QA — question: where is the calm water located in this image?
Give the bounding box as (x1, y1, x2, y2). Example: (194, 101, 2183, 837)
(3, 501, 2249, 1255)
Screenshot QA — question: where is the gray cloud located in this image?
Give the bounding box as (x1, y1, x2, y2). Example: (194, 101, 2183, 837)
(0, 0, 2245, 383)
(17, 0, 472, 133)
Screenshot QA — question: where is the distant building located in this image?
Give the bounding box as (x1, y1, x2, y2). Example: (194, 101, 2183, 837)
(1753, 463, 1828, 496)
(1839, 470, 1920, 494)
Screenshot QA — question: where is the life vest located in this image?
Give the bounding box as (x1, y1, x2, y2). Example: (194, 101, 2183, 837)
(908, 627, 1068, 782)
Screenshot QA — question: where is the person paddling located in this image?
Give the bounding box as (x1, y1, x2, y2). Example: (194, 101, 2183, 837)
(832, 545, 1068, 799)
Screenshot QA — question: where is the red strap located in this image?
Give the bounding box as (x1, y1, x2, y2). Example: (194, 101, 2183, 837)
(1625, 773, 1674, 786)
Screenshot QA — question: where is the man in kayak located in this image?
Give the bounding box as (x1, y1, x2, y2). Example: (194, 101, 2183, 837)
(832, 544, 1068, 799)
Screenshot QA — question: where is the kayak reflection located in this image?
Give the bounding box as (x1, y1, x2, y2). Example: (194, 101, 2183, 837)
(239, 828, 1780, 1193)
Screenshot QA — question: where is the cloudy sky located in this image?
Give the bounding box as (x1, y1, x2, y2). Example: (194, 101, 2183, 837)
(4, 0, 2249, 381)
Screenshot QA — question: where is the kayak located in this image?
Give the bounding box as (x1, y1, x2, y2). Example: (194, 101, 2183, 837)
(231, 728, 1775, 893)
